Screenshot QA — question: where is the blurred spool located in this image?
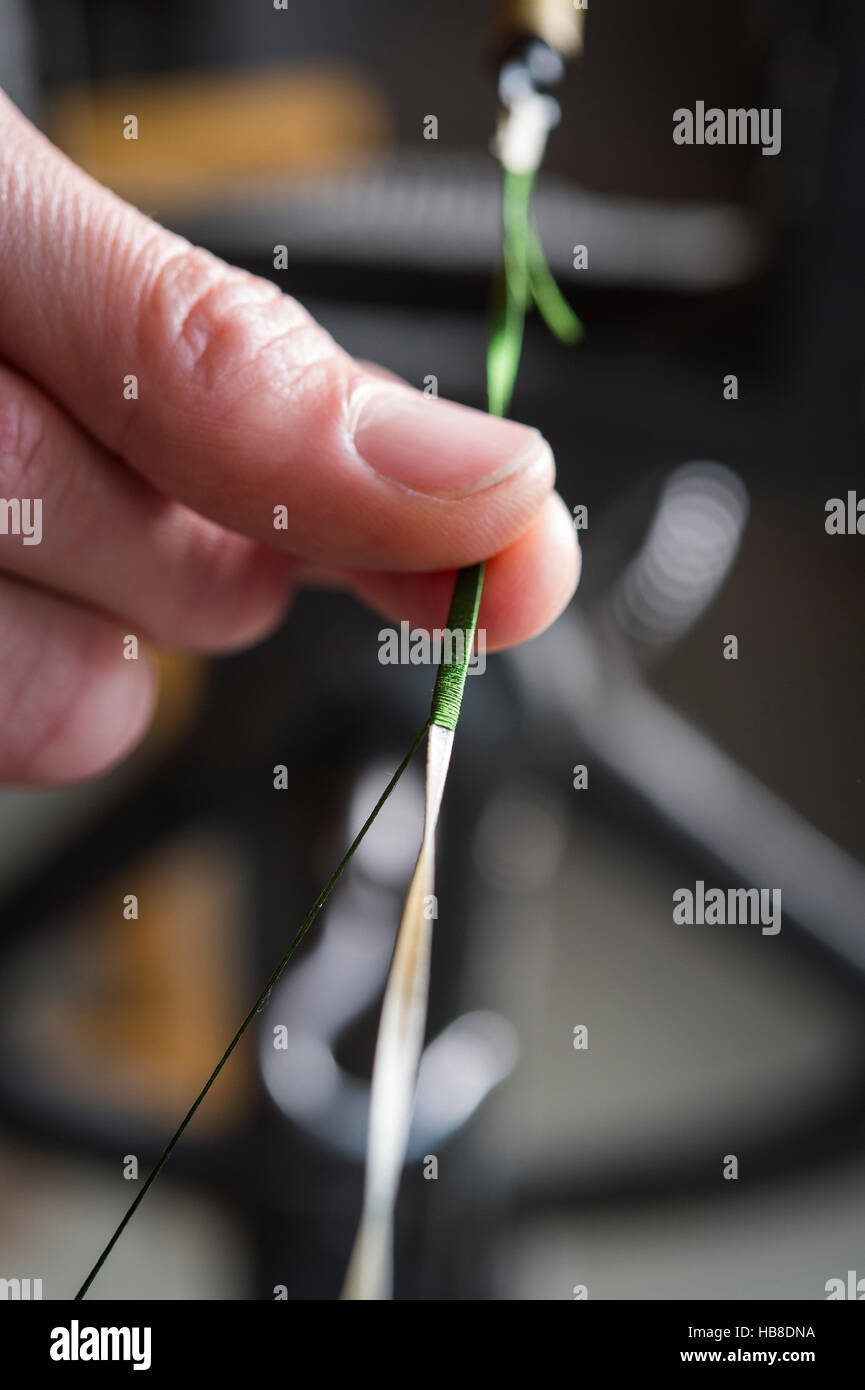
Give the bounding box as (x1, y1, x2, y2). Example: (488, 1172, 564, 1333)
(610, 462, 749, 651)
(496, 0, 586, 58)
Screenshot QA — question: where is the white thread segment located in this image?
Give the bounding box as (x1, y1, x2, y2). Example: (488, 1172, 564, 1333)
(342, 722, 454, 1300)
(495, 90, 560, 176)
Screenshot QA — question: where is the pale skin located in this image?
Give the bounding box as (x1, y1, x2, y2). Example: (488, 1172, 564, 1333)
(0, 91, 580, 785)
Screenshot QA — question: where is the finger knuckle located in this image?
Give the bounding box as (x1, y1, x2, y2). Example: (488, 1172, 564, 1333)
(135, 244, 330, 406)
(0, 609, 114, 780)
(164, 525, 290, 651)
(0, 373, 48, 499)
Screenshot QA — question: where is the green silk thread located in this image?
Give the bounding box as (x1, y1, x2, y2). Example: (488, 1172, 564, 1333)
(430, 561, 485, 731)
(434, 168, 581, 731)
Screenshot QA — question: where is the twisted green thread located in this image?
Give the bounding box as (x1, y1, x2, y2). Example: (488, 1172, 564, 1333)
(435, 167, 581, 729)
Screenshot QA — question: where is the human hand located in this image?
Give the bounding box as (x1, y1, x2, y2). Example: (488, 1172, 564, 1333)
(0, 91, 579, 783)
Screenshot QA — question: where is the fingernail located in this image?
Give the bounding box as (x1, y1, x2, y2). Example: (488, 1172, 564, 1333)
(352, 386, 552, 498)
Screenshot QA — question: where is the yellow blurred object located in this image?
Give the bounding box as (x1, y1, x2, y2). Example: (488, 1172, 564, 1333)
(48, 65, 392, 207)
(137, 649, 205, 761)
(24, 835, 250, 1133)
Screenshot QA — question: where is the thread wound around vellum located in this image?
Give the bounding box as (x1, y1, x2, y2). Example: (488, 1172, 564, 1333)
(431, 562, 486, 731)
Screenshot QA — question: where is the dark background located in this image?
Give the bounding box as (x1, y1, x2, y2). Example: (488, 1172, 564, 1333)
(0, 0, 863, 1300)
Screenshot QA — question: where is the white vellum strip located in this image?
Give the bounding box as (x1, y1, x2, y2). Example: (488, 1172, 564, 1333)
(342, 722, 454, 1300)
(496, 91, 559, 175)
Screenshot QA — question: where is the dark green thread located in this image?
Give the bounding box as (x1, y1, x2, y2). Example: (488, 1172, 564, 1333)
(74, 717, 430, 1300)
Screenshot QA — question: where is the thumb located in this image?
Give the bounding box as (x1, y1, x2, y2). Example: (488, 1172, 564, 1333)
(0, 93, 556, 572)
